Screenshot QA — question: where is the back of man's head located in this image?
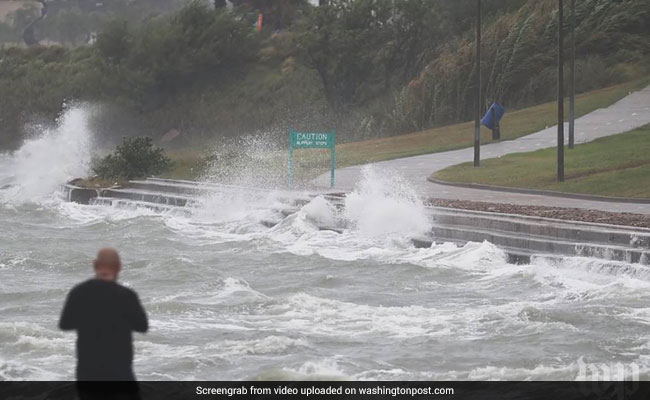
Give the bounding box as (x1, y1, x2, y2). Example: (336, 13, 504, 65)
(94, 248, 121, 282)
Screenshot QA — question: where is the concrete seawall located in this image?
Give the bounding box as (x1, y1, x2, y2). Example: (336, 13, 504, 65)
(62, 178, 650, 265)
(427, 207, 650, 265)
(62, 184, 101, 204)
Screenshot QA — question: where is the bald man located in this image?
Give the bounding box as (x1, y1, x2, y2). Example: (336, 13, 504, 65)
(59, 248, 148, 382)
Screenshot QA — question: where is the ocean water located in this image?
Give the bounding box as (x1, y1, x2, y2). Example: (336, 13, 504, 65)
(2, 107, 650, 381)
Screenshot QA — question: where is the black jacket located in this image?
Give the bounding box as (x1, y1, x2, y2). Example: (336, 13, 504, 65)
(59, 279, 148, 381)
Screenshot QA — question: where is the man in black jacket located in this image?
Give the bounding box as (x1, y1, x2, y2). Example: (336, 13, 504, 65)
(59, 248, 148, 387)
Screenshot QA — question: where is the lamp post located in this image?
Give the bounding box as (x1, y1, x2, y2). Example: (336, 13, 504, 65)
(474, 0, 482, 167)
(568, 0, 576, 149)
(557, 0, 565, 181)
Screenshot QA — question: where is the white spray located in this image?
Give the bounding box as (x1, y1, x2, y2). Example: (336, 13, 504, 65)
(343, 166, 431, 238)
(0, 105, 94, 203)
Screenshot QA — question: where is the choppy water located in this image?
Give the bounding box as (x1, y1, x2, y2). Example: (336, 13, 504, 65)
(2, 107, 650, 381)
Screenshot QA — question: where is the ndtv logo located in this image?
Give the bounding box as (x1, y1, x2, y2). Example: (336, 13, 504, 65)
(576, 357, 640, 399)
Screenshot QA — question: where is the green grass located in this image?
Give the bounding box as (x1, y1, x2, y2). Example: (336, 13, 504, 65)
(333, 78, 649, 168)
(160, 78, 649, 182)
(287, 78, 649, 180)
(434, 124, 650, 199)
(161, 148, 210, 180)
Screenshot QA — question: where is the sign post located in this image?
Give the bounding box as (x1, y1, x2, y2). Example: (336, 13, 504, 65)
(289, 130, 336, 188)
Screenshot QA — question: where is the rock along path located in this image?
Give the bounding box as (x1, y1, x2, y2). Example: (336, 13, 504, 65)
(314, 84, 650, 214)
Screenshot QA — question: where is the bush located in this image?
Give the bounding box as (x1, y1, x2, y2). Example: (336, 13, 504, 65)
(92, 136, 171, 180)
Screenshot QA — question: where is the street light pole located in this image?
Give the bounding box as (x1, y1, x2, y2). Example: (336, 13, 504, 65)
(474, 0, 481, 167)
(557, 0, 565, 181)
(568, 0, 576, 149)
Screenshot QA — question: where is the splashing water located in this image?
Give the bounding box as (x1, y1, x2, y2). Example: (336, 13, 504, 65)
(4, 114, 650, 381)
(343, 166, 431, 237)
(4, 167, 650, 380)
(200, 131, 287, 189)
(0, 106, 94, 203)
(300, 196, 338, 228)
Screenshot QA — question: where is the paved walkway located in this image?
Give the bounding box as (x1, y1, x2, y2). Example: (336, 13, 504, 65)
(314, 84, 650, 214)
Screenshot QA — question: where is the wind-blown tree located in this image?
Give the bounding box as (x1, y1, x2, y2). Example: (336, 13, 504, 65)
(96, 19, 132, 65)
(292, 0, 521, 112)
(91, 1, 260, 110)
(390, 0, 650, 133)
(294, 0, 439, 110)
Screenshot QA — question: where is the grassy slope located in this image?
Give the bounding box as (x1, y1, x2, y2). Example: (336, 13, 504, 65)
(434, 124, 650, 198)
(162, 148, 210, 180)
(162, 78, 649, 182)
(335, 78, 649, 167)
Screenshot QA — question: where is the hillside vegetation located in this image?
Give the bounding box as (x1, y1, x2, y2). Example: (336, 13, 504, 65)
(1, 0, 648, 152)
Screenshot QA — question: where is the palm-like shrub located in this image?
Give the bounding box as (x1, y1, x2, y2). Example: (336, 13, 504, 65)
(93, 136, 171, 180)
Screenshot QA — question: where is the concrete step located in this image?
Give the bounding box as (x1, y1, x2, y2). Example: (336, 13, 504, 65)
(430, 207, 650, 249)
(100, 188, 197, 207)
(90, 197, 190, 215)
(127, 180, 210, 196)
(141, 178, 323, 199)
(129, 178, 317, 208)
(432, 225, 650, 264)
(130, 179, 284, 196)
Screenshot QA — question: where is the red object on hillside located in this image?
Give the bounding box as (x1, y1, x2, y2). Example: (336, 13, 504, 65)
(257, 12, 264, 32)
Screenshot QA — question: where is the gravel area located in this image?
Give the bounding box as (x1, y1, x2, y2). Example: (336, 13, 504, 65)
(430, 198, 650, 229)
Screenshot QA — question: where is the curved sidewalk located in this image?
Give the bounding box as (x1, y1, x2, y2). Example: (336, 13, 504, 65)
(314, 84, 650, 214)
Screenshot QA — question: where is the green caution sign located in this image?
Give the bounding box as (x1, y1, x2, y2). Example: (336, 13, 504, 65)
(288, 130, 335, 188)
